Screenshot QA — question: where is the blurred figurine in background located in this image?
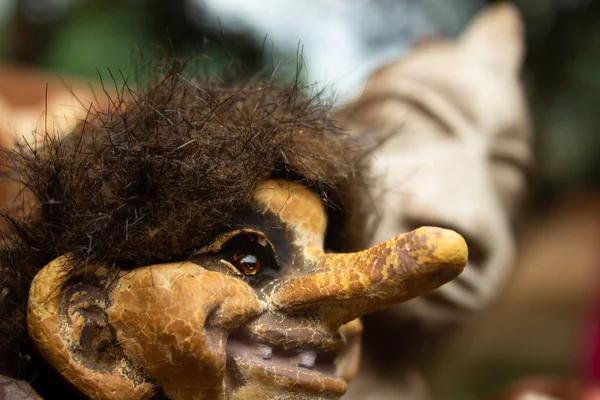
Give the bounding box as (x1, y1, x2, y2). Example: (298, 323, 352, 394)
(341, 3, 533, 399)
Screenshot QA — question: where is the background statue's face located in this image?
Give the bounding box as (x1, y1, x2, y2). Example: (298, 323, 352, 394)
(27, 180, 468, 399)
(352, 4, 532, 324)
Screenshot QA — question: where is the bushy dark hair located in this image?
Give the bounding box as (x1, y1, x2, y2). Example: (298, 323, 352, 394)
(0, 61, 370, 383)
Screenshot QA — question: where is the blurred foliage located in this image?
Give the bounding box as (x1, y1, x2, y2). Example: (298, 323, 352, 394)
(520, 0, 600, 192)
(39, 2, 160, 81)
(0, 1, 273, 85)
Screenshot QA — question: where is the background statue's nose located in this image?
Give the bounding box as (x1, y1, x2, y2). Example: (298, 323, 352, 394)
(271, 227, 468, 328)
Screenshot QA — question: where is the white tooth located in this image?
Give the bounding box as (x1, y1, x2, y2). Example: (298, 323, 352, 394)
(297, 351, 317, 368)
(258, 344, 272, 360)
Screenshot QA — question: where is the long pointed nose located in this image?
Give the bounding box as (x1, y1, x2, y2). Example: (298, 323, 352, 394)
(271, 226, 468, 327)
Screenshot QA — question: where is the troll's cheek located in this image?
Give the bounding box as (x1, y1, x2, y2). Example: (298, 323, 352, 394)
(107, 263, 266, 399)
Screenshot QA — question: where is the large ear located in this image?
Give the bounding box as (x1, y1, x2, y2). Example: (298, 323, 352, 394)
(27, 256, 156, 400)
(460, 2, 526, 75)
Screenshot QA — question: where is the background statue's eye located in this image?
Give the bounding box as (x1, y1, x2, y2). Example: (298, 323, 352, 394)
(231, 253, 261, 275)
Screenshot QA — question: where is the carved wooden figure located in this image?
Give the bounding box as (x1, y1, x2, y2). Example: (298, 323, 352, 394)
(0, 66, 468, 399)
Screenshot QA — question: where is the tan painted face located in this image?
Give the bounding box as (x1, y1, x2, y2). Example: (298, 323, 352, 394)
(27, 180, 467, 399)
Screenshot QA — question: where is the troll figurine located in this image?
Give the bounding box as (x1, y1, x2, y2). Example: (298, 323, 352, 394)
(0, 62, 468, 399)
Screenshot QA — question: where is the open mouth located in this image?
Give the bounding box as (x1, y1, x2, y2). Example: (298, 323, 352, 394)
(226, 325, 348, 395)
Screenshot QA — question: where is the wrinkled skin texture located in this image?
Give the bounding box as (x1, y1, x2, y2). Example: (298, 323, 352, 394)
(342, 3, 532, 399)
(27, 180, 468, 399)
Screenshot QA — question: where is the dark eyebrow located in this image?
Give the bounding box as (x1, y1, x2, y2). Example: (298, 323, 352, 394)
(353, 91, 454, 134)
(351, 83, 479, 139)
(397, 95, 455, 134)
(407, 75, 479, 129)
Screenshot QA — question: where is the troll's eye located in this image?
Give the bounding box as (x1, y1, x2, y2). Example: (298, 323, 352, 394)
(220, 232, 279, 281)
(197, 229, 279, 284)
(192, 229, 280, 284)
(231, 253, 261, 275)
